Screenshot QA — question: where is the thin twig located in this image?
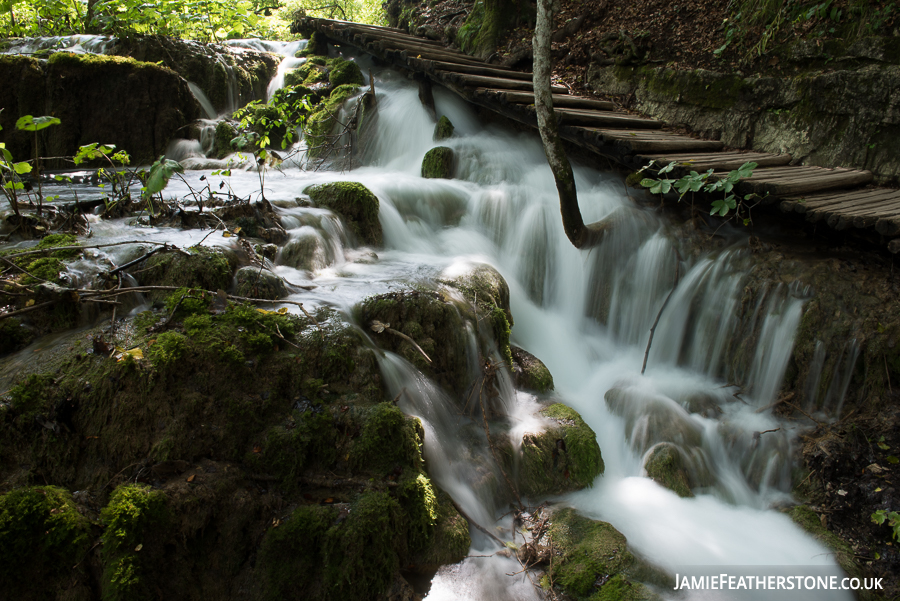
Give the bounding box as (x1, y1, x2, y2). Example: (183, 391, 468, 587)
(642, 249, 681, 374)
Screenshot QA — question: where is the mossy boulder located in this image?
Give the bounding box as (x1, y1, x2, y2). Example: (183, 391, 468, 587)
(234, 265, 288, 300)
(350, 402, 424, 474)
(303, 181, 382, 246)
(328, 57, 364, 87)
(643, 442, 693, 498)
(434, 115, 454, 141)
(517, 403, 604, 498)
(411, 488, 471, 572)
(422, 146, 455, 179)
(135, 246, 236, 295)
(440, 262, 513, 365)
(511, 345, 554, 393)
(547, 508, 662, 601)
(356, 290, 472, 396)
(0, 486, 92, 600)
(278, 229, 331, 271)
(305, 84, 361, 157)
(285, 61, 329, 86)
(298, 31, 328, 56)
(214, 119, 238, 158)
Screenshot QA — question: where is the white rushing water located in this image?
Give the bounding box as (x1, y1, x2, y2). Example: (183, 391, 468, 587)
(6, 42, 854, 601)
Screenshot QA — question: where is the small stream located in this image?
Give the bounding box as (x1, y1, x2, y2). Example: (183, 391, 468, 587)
(2, 37, 855, 601)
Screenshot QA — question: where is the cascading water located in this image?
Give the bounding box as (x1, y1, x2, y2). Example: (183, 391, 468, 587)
(4, 44, 860, 600)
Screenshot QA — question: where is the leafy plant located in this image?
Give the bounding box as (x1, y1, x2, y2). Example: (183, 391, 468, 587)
(73, 142, 134, 213)
(871, 509, 900, 542)
(638, 160, 762, 224)
(0, 114, 61, 218)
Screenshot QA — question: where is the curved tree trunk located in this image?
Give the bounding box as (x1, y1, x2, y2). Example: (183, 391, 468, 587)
(532, 0, 616, 248)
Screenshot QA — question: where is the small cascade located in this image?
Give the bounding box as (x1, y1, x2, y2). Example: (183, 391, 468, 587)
(1, 34, 115, 55)
(187, 83, 218, 119)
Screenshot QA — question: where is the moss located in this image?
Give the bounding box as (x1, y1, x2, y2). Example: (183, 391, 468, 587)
(303, 181, 382, 246)
(100, 484, 168, 601)
(644, 443, 693, 498)
(305, 83, 361, 157)
(9, 373, 54, 416)
(350, 402, 423, 474)
(327, 57, 364, 87)
(0, 233, 80, 286)
(549, 508, 657, 601)
(298, 32, 328, 56)
(645, 68, 749, 111)
(259, 504, 336, 599)
(147, 331, 188, 367)
(414, 487, 470, 569)
(511, 346, 554, 393)
(48, 51, 168, 74)
(249, 406, 336, 487)
(434, 115, 455, 141)
(421, 146, 455, 179)
(518, 403, 604, 497)
(0, 317, 35, 356)
(214, 120, 237, 158)
(322, 491, 404, 599)
(0, 486, 92, 595)
(138, 246, 235, 294)
(234, 265, 287, 300)
(490, 305, 513, 367)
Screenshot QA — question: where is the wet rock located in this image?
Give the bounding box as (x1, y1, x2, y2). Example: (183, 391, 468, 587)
(213, 200, 288, 244)
(286, 59, 329, 86)
(510, 345, 553, 393)
(356, 290, 472, 395)
(434, 115, 454, 141)
(304, 181, 382, 246)
(299, 31, 329, 56)
(545, 507, 667, 601)
(410, 488, 471, 572)
(214, 120, 237, 158)
(110, 35, 279, 114)
(643, 442, 693, 498)
(305, 84, 362, 158)
(234, 266, 287, 300)
(441, 262, 513, 365)
(136, 246, 237, 295)
(605, 385, 703, 454)
(328, 57, 364, 87)
(517, 403, 604, 498)
(421, 146, 455, 179)
(278, 229, 331, 271)
(0, 53, 200, 166)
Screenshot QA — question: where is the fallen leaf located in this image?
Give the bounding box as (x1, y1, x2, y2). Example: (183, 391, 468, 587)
(233, 226, 242, 235)
(187, 474, 195, 483)
(223, 231, 233, 238)
(134, 544, 143, 552)
(253, 446, 262, 454)
(25, 299, 35, 307)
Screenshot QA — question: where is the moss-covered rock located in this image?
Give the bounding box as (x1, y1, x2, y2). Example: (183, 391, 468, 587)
(422, 146, 455, 179)
(643, 442, 693, 498)
(327, 57, 364, 87)
(350, 402, 424, 474)
(511, 345, 554, 393)
(305, 83, 361, 157)
(0, 486, 92, 599)
(100, 483, 169, 601)
(234, 265, 287, 300)
(214, 119, 237, 158)
(286, 61, 329, 86)
(278, 229, 331, 271)
(356, 290, 472, 396)
(434, 115, 454, 141)
(299, 31, 328, 57)
(0, 317, 35, 356)
(136, 246, 236, 295)
(547, 508, 662, 601)
(440, 261, 513, 365)
(517, 403, 604, 497)
(411, 487, 470, 572)
(303, 181, 382, 246)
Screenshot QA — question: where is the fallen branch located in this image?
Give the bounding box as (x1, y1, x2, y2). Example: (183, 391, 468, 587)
(641, 249, 681, 374)
(370, 320, 432, 363)
(449, 498, 506, 547)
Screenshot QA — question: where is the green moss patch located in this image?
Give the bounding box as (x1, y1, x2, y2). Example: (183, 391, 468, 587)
(644, 443, 692, 498)
(0, 486, 92, 598)
(327, 57, 364, 87)
(510, 345, 554, 393)
(136, 246, 235, 294)
(350, 402, 423, 474)
(422, 146, 455, 179)
(517, 403, 604, 497)
(303, 180, 382, 246)
(305, 83, 361, 157)
(434, 115, 455, 141)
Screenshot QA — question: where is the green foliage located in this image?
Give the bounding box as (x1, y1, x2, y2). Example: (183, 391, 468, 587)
(1, 114, 60, 214)
(147, 331, 188, 367)
(871, 509, 900, 541)
(639, 160, 762, 223)
(304, 83, 361, 157)
(0, 486, 92, 590)
(100, 484, 168, 601)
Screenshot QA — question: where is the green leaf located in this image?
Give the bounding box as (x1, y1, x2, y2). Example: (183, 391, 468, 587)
(15, 115, 61, 132)
(658, 161, 677, 174)
(13, 161, 32, 174)
(640, 178, 658, 189)
(710, 200, 730, 216)
(877, 442, 890, 450)
(887, 455, 899, 464)
(144, 156, 183, 197)
(736, 161, 758, 178)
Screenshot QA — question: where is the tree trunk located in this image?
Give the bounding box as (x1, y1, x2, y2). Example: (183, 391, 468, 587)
(532, 0, 617, 248)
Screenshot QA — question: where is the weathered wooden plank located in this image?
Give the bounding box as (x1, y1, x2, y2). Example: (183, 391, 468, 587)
(785, 190, 895, 214)
(553, 109, 662, 128)
(727, 168, 873, 197)
(634, 152, 790, 171)
(413, 61, 533, 80)
(437, 71, 568, 93)
(474, 88, 615, 109)
(806, 191, 900, 215)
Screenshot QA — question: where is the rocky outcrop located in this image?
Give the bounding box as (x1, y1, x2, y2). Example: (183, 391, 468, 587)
(0, 53, 200, 165)
(422, 146, 455, 179)
(110, 35, 280, 114)
(303, 181, 382, 246)
(589, 38, 900, 185)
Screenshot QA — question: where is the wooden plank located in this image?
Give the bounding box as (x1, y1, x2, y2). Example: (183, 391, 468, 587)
(553, 109, 662, 129)
(636, 152, 791, 171)
(806, 191, 900, 215)
(876, 216, 900, 236)
(742, 169, 873, 197)
(474, 88, 615, 109)
(785, 190, 896, 213)
(415, 61, 533, 80)
(437, 71, 568, 93)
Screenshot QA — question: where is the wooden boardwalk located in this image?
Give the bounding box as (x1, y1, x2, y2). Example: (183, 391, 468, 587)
(299, 17, 900, 252)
